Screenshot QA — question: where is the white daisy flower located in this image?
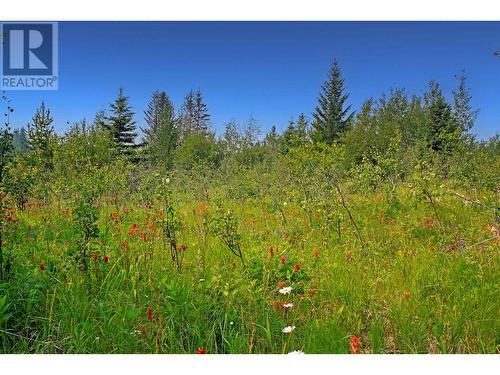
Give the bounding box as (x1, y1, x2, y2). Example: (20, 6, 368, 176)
(283, 302, 294, 309)
(279, 286, 293, 295)
(282, 325, 296, 334)
(288, 350, 305, 354)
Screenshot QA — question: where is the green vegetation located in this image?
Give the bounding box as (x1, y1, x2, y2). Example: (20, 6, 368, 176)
(0, 61, 498, 354)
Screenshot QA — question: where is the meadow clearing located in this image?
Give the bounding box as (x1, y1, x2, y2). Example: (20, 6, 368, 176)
(0, 161, 498, 354)
(0, 61, 499, 354)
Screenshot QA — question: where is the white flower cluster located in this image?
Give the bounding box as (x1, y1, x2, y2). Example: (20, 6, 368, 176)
(282, 325, 296, 334)
(279, 286, 293, 295)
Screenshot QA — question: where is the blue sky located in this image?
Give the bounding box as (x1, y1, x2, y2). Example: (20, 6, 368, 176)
(5, 21, 500, 139)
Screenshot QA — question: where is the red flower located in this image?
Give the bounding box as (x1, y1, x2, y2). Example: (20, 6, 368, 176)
(103, 255, 110, 263)
(121, 241, 129, 249)
(313, 248, 319, 258)
(308, 289, 316, 297)
(178, 244, 188, 251)
(350, 336, 361, 354)
(277, 281, 285, 288)
(280, 255, 287, 264)
(403, 290, 411, 298)
(196, 348, 206, 354)
(343, 251, 351, 260)
(273, 300, 282, 311)
(91, 252, 100, 261)
(128, 224, 139, 237)
(140, 231, 147, 240)
(147, 306, 153, 321)
(39, 262, 46, 271)
(293, 263, 300, 272)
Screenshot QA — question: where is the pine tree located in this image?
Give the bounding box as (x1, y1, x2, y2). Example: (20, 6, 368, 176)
(424, 81, 457, 153)
(193, 89, 210, 134)
(142, 91, 175, 145)
(142, 91, 178, 168)
(92, 110, 107, 130)
(27, 101, 55, 170)
(311, 60, 354, 144)
(179, 89, 210, 137)
(106, 88, 137, 157)
(452, 72, 477, 137)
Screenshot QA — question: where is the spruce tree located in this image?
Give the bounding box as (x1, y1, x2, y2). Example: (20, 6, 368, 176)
(311, 60, 354, 144)
(142, 91, 175, 146)
(27, 101, 55, 170)
(106, 88, 137, 157)
(424, 81, 457, 152)
(179, 89, 210, 137)
(452, 72, 477, 137)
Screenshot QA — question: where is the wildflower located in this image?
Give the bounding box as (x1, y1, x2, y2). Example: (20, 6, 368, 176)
(280, 255, 287, 264)
(273, 300, 282, 311)
(308, 289, 316, 297)
(147, 306, 153, 321)
(283, 301, 294, 309)
(91, 252, 100, 261)
(103, 255, 110, 263)
(140, 231, 147, 240)
(344, 251, 351, 260)
(178, 244, 188, 251)
(282, 325, 296, 334)
(39, 262, 46, 271)
(279, 286, 293, 295)
(350, 336, 361, 354)
(277, 281, 285, 289)
(313, 248, 319, 258)
(288, 350, 305, 354)
(268, 245, 274, 258)
(121, 241, 129, 249)
(128, 224, 139, 237)
(293, 263, 300, 272)
(229, 321, 234, 326)
(196, 348, 206, 354)
(403, 290, 411, 298)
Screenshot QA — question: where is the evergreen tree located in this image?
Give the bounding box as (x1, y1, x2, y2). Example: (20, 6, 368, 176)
(92, 110, 107, 130)
(282, 113, 309, 152)
(424, 81, 457, 152)
(142, 91, 178, 168)
(452, 72, 477, 137)
(311, 60, 354, 144)
(27, 101, 55, 170)
(179, 89, 210, 137)
(106, 88, 137, 157)
(142, 91, 175, 145)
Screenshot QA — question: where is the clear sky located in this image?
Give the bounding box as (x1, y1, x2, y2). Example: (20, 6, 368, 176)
(4, 21, 500, 139)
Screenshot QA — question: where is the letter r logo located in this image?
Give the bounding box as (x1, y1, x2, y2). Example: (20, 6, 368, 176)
(1, 23, 55, 76)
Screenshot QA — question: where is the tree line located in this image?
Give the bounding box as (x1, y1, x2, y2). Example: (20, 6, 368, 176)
(1, 59, 498, 208)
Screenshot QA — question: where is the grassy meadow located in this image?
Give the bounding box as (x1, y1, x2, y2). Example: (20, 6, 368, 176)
(1, 177, 498, 353)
